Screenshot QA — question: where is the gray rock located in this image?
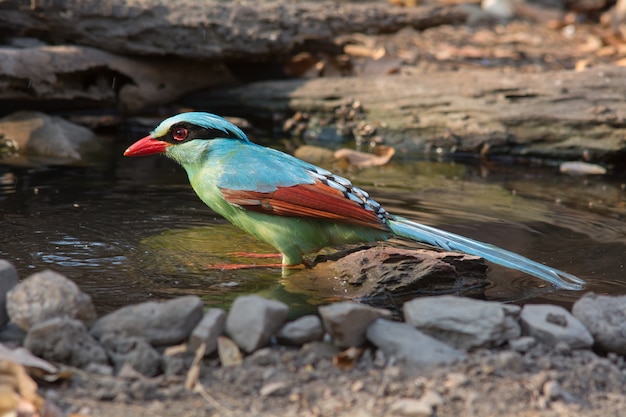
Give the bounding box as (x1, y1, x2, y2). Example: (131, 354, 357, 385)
(100, 334, 162, 377)
(299, 341, 341, 366)
(366, 319, 466, 367)
(162, 353, 186, 376)
(520, 304, 593, 349)
(91, 295, 204, 346)
(225, 295, 289, 353)
(276, 315, 324, 346)
(319, 302, 391, 348)
(0, 260, 19, 327)
(572, 292, 626, 354)
(0, 111, 104, 162)
(24, 317, 108, 369)
(188, 308, 226, 356)
(508, 336, 537, 353)
(403, 295, 521, 350)
(0, 322, 26, 348)
(7, 269, 97, 331)
(542, 380, 563, 401)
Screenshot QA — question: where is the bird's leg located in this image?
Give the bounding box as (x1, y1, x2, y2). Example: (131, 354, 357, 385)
(203, 252, 306, 271)
(227, 252, 282, 259)
(205, 263, 285, 270)
(205, 262, 305, 271)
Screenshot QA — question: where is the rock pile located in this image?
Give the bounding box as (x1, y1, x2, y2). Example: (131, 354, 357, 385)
(3, 259, 626, 415)
(0, 259, 620, 383)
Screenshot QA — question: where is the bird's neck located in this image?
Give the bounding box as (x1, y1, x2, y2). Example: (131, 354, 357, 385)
(166, 139, 244, 220)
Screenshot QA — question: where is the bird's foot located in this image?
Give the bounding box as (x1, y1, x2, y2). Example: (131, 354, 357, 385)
(204, 261, 306, 272)
(205, 263, 286, 271)
(204, 253, 305, 271)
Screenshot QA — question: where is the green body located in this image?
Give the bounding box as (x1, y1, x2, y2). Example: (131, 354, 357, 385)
(166, 139, 391, 265)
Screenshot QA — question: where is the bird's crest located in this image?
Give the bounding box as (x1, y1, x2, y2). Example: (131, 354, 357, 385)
(152, 112, 249, 142)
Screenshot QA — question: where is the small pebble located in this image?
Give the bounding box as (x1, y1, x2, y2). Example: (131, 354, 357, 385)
(389, 398, 434, 417)
(443, 373, 469, 390)
(508, 336, 536, 353)
(542, 380, 562, 401)
(419, 390, 444, 408)
(554, 341, 571, 355)
(495, 350, 523, 373)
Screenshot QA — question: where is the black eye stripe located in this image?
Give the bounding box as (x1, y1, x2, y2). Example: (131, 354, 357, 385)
(166, 123, 243, 143)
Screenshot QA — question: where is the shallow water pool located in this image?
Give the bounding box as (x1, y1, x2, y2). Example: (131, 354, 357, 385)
(1, 135, 624, 315)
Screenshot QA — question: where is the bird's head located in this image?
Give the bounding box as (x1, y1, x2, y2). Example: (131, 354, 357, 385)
(123, 112, 249, 157)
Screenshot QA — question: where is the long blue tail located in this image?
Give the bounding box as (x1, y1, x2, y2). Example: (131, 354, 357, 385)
(387, 216, 585, 290)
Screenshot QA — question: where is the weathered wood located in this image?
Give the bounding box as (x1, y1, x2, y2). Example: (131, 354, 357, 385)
(190, 66, 626, 162)
(0, 0, 467, 59)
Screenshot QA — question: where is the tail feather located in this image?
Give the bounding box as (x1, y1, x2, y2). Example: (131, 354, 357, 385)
(388, 217, 585, 291)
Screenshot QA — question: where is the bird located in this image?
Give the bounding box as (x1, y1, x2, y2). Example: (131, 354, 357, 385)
(124, 112, 585, 291)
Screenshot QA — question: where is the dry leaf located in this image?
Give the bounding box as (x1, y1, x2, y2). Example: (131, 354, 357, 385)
(283, 52, 320, 78)
(217, 336, 243, 367)
(164, 343, 188, 356)
(334, 146, 395, 168)
(333, 347, 363, 370)
(344, 44, 386, 60)
(0, 361, 44, 416)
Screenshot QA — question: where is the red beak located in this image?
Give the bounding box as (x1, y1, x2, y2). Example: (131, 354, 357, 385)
(123, 135, 171, 157)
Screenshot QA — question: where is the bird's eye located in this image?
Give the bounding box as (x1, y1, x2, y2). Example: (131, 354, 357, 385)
(172, 127, 188, 141)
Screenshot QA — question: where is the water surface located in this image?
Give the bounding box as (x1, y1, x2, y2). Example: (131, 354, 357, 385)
(1, 137, 624, 315)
